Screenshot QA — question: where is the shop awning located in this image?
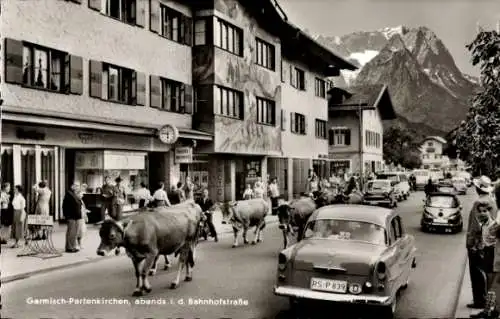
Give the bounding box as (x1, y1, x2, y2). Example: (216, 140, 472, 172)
(2, 106, 213, 141)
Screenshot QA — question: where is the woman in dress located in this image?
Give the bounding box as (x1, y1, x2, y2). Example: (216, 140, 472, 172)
(77, 188, 89, 250)
(253, 177, 265, 199)
(11, 185, 26, 248)
(34, 181, 52, 216)
(152, 182, 171, 207)
(183, 176, 195, 202)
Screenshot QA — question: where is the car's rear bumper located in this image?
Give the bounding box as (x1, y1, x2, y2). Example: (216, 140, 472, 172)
(274, 285, 391, 306)
(363, 199, 391, 205)
(421, 218, 462, 228)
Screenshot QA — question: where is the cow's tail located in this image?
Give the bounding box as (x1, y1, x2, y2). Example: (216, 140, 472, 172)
(187, 247, 195, 268)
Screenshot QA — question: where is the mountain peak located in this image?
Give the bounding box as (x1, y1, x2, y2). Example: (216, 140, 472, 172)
(379, 25, 409, 39)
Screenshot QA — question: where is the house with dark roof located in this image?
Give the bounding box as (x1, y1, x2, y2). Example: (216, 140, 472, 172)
(327, 84, 397, 177)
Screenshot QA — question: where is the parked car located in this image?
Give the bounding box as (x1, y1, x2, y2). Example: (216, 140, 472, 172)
(451, 177, 467, 195)
(420, 192, 463, 233)
(412, 169, 431, 190)
(375, 172, 410, 200)
(274, 205, 417, 318)
(363, 180, 398, 208)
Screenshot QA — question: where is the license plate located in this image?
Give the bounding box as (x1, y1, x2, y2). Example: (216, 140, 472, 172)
(310, 278, 347, 293)
(434, 217, 447, 224)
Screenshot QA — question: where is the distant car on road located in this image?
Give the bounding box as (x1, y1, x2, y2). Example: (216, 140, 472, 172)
(363, 180, 398, 208)
(375, 172, 410, 200)
(412, 169, 431, 190)
(274, 205, 417, 318)
(451, 177, 467, 195)
(457, 171, 472, 187)
(420, 192, 463, 233)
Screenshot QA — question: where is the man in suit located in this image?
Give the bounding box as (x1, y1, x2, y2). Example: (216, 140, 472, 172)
(196, 188, 217, 242)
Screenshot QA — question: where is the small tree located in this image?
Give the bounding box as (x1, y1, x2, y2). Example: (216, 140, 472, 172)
(383, 126, 423, 169)
(455, 28, 500, 176)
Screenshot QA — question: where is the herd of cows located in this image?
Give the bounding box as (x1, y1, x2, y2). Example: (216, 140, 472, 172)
(95, 188, 361, 297)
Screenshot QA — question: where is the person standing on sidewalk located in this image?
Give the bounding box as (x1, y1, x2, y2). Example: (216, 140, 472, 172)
(268, 178, 280, 216)
(1, 183, 13, 244)
(63, 183, 82, 253)
(33, 181, 52, 239)
(100, 177, 114, 222)
(466, 176, 498, 310)
(10, 185, 26, 248)
(254, 177, 265, 199)
(77, 188, 89, 250)
(111, 177, 126, 221)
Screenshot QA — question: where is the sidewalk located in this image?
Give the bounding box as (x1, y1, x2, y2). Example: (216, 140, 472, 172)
(1, 209, 278, 284)
(454, 256, 475, 318)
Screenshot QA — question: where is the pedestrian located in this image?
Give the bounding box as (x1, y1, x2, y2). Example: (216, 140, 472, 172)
(167, 184, 181, 205)
(33, 181, 52, 239)
(135, 182, 151, 209)
(100, 177, 114, 222)
(176, 182, 186, 202)
(424, 178, 436, 197)
(111, 177, 126, 221)
(268, 178, 280, 215)
(63, 182, 82, 253)
(10, 185, 26, 248)
(0, 182, 13, 244)
(183, 176, 195, 202)
(254, 177, 265, 199)
(152, 182, 171, 207)
(77, 188, 89, 250)
(306, 170, 320, 197)
(196, 188, 218, 242)
(242, 184, 254, 200)
(467, 175, 498, 311)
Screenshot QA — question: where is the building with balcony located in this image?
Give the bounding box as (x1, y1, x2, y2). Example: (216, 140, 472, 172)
(420, 136, 450, 169)
(1, 0, 212, 220)
(327, 85, 397, 178)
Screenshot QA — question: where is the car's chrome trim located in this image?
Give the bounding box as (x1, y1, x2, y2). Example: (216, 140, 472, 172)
(274, 285, 391, 305)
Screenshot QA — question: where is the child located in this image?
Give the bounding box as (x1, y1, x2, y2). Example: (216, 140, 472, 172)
(242, 184, 254, 200)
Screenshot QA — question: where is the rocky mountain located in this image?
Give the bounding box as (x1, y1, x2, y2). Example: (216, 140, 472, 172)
(317, 26, 479, 137)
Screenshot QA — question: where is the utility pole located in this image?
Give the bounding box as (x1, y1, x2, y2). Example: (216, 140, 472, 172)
(358, 100, 364, 189)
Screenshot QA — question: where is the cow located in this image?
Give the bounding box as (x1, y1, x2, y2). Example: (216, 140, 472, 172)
(96, 201, 204, 296)
(220, 198, 268, 248)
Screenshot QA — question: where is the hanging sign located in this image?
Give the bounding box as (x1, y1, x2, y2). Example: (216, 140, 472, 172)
(175, 147, 193, 164)
(27, 215, 54, 226)
(158, 124, 179, 144)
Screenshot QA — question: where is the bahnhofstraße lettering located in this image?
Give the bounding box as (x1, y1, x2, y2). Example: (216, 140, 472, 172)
(187, 298, 249, 306)
(26, 297, 131, 305)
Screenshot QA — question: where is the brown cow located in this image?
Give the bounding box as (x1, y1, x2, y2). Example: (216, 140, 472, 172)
(97, 202, 203, 296)
(220, 198, 269, 248)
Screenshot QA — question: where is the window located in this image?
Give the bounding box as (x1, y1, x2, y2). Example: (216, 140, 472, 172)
(256, 97, 276, 125)
(161, 5, 184, 43)
(215, 86, 243, 119)
(291, 112, 306, 135)
(22, 43, 69, 92)
(255, 38, 275, 70)
(101, 64, 136, 104)
(194, 19, 207, 45)
(365, 131, 381, 148)
(315, 119, 327, 139)
(161, 78, 185, 113)
(214, 18, 242, 56)
(290, 66, 305, 90)
(101, 0, 136, 24)
(315, 78, 326, 98)
(329, 128, 351, 146)
(330, 160, 350, 175)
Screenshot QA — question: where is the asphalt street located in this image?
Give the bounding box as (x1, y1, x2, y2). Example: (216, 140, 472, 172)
(2, 191, 477, 319)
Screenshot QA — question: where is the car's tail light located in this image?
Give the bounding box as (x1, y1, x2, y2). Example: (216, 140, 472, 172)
(376, 262, 386, 281)
(363, 281, 373, 293)
(278, 253, 287, 271)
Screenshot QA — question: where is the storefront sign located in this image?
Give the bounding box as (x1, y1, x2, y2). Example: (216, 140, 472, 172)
(158, 124, 179, 144)
(16, 128, 45, 140)
(27, 215, 54, 226)
(75, 151, 104, 169)
(103, 151, 146, 170)
(175, 147, 193, 164)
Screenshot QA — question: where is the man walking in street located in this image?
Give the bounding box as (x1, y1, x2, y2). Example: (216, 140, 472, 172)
(467, 175, 498, 311)
(196, 188, 218, 242)
(268, 177, 280, 216)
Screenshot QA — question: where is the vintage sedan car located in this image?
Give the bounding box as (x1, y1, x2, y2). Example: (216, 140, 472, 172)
(420, 192, 463, 233)
(274, 205, 417, 318)
(452, 177, 468, 195)
(376, 172, 410, 200)
(362, 180, 398, 208)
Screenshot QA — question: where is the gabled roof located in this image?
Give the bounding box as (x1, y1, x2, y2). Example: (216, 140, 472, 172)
(423, 136, 447, 144)
(327, 84, 397, 120)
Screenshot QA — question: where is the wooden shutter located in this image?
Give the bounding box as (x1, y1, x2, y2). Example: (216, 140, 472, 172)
(290, 112, 295, 133)
(4, 38, 23, 84)
(303, 115, 308, 134)
(184, 84, 193, 114)
(183, 16, 193, 46)
(89, 60, 102, 98)
(130, 71, 137, 104)
(69, 55, 83, 95)
(150, 75, 161, 108)
(280, 109, 286, 131)
(149, 0, 160, 33)
(328, 129, 334, 145)
(136, 0, 146, 27)
(289, 64, 294, 86)
(136, 72, 146, 105)
(302, 71, 307, 90)
(345, 129, 351, 145)
(88, 0, 101, 11)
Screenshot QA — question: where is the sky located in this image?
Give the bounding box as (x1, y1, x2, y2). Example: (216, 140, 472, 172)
(278, 0, 500, 76)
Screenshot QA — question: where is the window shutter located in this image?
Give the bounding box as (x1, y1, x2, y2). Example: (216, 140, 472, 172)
(184, 84, 193, 114)
(88, 0, 101, 11)
(289, 64, 293, 86)
(280, 109, 286, 131)
(302, 72, 307, 90)
(290, 112, 295, 133)
(130, 71, 137, 104)
(183, 16, 193, 46)
(89, 60, 102, 98)
(136, 72, 146, 106)
(4, 38, 23, 84)
(328, 129, 334, 145)
(149, 0, 160, 33)
(150, 75, 161, 108)
(69, 55, 83, 95)
(303, 116, 308, 134)
(136, 0, 146, 27)
(345, 129, 351, 145)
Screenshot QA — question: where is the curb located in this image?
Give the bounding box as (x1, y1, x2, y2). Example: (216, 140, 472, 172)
(1, 218, 279, 284)
(453, 253, 470, 319)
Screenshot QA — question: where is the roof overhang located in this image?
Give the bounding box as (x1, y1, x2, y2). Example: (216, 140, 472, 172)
(2, 107, 213, 141)
(373, 85, 397, 120)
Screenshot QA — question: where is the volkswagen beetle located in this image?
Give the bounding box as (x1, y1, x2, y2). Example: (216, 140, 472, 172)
(420, 192, 463, 233)
(274, 205, 417, 318)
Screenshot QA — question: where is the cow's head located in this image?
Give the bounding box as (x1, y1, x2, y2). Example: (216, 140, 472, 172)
(277, 203, 292, 230)
(96, 219, 129, 256)
(220, 201, 237, 224)
(315, 190, 335, 207)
